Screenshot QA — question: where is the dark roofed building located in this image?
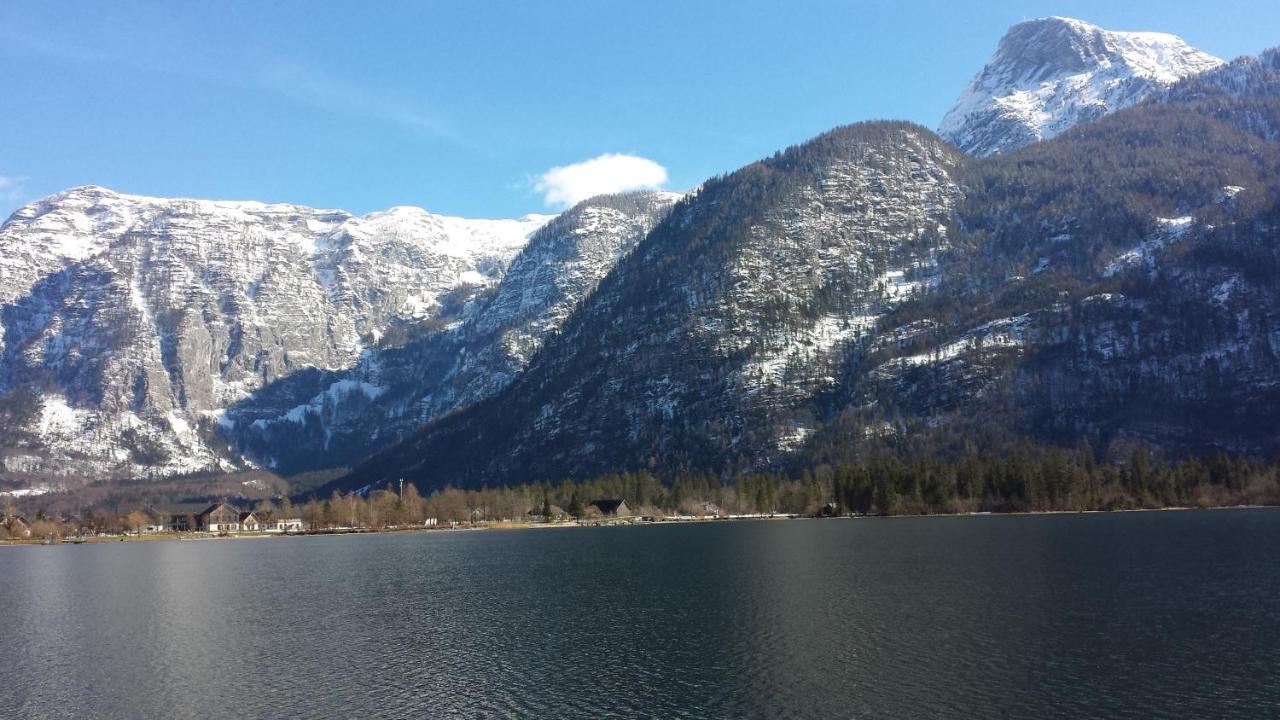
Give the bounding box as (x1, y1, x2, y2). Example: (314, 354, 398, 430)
(528, 504, 567, 521)
(166, 502, 209, 532)
(199, 502, 241, 533)
(589, 499, 632, 518)
(138, 505, 169, 533)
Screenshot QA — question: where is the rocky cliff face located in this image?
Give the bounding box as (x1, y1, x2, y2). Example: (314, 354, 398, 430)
(939, 17, 1222, 156)
(219, 191, 681, 474)
(0, 186, 549, 480)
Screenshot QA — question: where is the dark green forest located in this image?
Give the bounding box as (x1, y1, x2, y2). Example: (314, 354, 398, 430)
(388, 444, 1279, 522)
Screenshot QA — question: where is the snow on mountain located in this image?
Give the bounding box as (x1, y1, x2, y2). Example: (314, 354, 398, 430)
(219, 190, 682, 474)
(939, 17, 1223, 156)
(3, 17, 1275, 490)
(1166, 46, 1280, 100)
(335, 123, 969, 489)
(334, 55, 1280, 492)
(0, 185, 550, 481)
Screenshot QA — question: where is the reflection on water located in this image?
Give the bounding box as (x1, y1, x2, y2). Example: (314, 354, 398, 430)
(2, 510, 1278, 718)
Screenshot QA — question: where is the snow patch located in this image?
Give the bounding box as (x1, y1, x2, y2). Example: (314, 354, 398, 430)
(1211, 275, 1242, 306)
(269, 380, 387, 426)
(38, 395, 90, 437)
(0, 485, 55, 498)
(1102, 216, 1194, 277)
(890, 314, 1033, 368)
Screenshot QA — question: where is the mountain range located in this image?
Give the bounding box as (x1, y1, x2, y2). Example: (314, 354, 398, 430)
(2, 17, 1277, 496)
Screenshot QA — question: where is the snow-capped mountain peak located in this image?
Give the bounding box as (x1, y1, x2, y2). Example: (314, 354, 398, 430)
(939, 17, 1223, 156)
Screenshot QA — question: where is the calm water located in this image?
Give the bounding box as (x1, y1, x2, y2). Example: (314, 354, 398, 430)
(2, 510, 1278, 719)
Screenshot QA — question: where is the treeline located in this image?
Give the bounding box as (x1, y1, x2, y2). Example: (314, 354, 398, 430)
(820, 448, 1280, 515)
(9, 449, 1277, 539)
(295, 446, 1280, 527)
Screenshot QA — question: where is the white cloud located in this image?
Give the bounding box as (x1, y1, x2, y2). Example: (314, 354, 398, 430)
(535, 153, 668, 208)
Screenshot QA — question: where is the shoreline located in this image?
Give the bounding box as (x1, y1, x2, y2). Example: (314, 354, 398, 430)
(3, 503, 1275, 547)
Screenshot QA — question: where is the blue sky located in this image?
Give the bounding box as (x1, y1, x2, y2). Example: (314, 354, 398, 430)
(1, 0, 1277, 219)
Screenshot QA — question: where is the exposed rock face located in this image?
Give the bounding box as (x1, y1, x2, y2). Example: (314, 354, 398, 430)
(939, 17, 1222, 156)
(0, 186, 549, 480)
(219, 191, 682, 473)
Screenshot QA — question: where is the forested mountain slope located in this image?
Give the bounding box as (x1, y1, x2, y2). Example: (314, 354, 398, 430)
(338, 64, 1280, 493)
(808, 97, 1280, 468)
(341, 123, 968, 489)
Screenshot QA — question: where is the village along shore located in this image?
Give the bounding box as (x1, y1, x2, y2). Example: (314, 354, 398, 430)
(0, 487, 807, 546)
(6, 449, 1280, 546)
(0, 505, 799, 546)
(4, 501, 1277, 548)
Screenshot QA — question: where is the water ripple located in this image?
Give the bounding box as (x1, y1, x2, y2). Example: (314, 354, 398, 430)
(1, 512, 1278, 718)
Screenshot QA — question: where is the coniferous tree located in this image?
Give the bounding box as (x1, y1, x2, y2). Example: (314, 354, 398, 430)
(567, 493, 585, 519)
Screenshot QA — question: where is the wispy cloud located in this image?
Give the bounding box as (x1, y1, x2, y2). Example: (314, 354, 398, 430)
(0, 28, 448, 138)
(259, 60, 449, 137)
(0, 175, 29, 219)
(535, 154, 668, 208)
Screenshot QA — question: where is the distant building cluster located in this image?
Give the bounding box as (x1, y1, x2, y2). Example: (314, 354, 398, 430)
(164, 502, 304, 534)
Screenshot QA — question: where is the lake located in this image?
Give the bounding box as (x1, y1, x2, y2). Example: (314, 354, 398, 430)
(2, 510, 1278, 718)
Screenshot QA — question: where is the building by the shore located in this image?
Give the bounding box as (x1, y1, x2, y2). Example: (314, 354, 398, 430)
(1, 514, 31, 539)
(164, 502, 302, 534)
(527, 504, 568, 521)
(590, 499, 632, 518)
(240, 510, 304, 533)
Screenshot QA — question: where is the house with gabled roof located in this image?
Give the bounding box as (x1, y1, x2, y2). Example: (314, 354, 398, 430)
(199, 502, 241, 533)
(589, 499, 632, 518)
(1, 514, 31, 539)
(238, 509, 303, 533)
(138, 505, 169, 533)
(240, 511, 266, 532)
